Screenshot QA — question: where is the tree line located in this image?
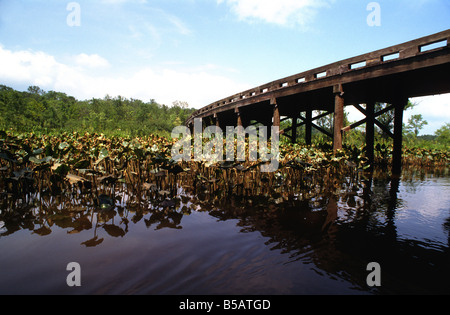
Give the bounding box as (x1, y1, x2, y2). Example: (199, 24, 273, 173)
(0, 85, 196, 137)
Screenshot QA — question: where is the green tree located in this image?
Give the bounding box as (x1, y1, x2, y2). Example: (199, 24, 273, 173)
(407, 114, 428, 137)
(173, 116, 182, 128)
(435, 123, 450, 145)
(27, 85, 44, 97)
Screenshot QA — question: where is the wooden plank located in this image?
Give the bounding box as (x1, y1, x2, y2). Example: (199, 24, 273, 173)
(345, 118, 367, 130)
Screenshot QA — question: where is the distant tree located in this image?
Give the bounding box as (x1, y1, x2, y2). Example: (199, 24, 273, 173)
(407, 114, 428, 137)
(435, 123, 450, 145)
(172, 100, 189, 109)
(27, 86, 45, 96)
(173, 116, 182, 128)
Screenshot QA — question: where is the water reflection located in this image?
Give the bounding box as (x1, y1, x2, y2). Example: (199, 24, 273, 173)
(1, 165, 449, 294)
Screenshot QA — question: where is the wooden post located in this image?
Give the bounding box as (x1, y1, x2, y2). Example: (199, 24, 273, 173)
(271, 97, 280, 141)
(366, 101, 375, 171)
(236, 108, 242, 127)
(305, 109, 312, 145)
(272, 98, 280, 128)
(392, 97, 407, 176)
(333, 84, 345, 152)
(292, 114, 298, 144)
(214, 113, 220, 128)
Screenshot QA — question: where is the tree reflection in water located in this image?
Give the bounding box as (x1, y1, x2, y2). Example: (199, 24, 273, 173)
(0, 165, 449, 294)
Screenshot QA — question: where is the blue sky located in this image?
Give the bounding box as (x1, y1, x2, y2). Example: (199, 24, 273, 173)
(0, 0, 449, 134)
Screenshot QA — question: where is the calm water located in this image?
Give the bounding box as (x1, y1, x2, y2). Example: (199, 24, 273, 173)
(0, 168, 449, 295)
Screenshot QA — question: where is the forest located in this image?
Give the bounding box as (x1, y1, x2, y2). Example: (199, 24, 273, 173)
(0, 85, 196, 137)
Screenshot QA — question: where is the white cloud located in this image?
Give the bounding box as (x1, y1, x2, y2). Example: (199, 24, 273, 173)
(410, 94, 450, 119)
(73, 53, 111, 68)
(409, 94, 450, 134)
(217, 0, 332, 27)
(0, 45, 248, 108)
(0, 45, 63, 86)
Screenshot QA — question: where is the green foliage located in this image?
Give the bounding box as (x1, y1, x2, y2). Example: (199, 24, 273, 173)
(435, 123, 450, 146)
(0, 85, 196, 137)
(1, 130, 446, 194)
(407, 114, 428, 137)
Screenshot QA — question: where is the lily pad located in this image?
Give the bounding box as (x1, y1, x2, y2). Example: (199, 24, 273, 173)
(29, 156, 53, 165)
(33, 226, 51, 236)
(58, 142, 70, 151)
(99, 148, 109, 160)
(81, 236, 104, 247)
(102, 224, 125, 237)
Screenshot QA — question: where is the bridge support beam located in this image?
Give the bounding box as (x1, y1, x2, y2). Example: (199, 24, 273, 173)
(291, 115, 298, 144)
(305, 110, 312, 145)
(214, 113, 220, 128)
(392, 97, 408, 176)
(272, 98, 280, 128)
(333, 84, 345, 152)
(272, 97, 280, 140)
(235, 108, 243, 127)
(366, 101, 375, 171)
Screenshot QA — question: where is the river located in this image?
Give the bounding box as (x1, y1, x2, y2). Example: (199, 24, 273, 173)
(0, 167, 449, 295)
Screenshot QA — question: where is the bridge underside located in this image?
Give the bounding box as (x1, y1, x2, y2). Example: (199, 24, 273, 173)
(187, 30, 450, 175)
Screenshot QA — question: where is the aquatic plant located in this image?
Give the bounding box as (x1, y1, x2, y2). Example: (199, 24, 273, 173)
(0, 130, 448, 215)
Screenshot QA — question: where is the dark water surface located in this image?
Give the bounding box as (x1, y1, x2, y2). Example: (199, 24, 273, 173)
(1, 168, 449, 295)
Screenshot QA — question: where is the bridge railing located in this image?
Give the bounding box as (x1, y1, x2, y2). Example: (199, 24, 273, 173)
(188, 29, 449, 124)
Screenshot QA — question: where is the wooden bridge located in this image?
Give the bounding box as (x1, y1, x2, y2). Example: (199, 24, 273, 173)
(186, 30, 450, 174)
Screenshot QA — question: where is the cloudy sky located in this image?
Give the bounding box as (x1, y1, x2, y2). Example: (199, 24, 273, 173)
(0, 0, 449, 134)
